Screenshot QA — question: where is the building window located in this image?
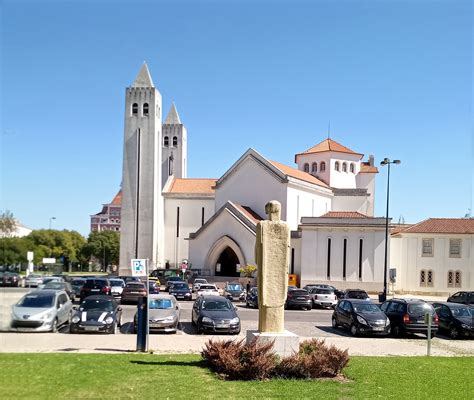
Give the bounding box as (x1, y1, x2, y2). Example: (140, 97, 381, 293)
(342, 162, 347, 172)
(342, 238, 347, 280)
(455, 271, 462, 287)
(447, 271, 454, 287)
(164, 136, 169, 147)
(420, 270, 426, 286)
(143, 103, 149, 115)
(334, 161, 340, 171)
(327, 238, 332, 279)
(320, 162, 326, 172)
(132, 103, 138, 115)
(172, 136, 178, 147)
(201, 207, 205, 226)
(304, 163, 309, 173)
(449, 239, 461, 258)
(168, 155, 173, 175)
(350, 163, 355, 173)
(176, 207, 180, 238)
(311, 163, 317, 173)
(422, 238, 434, 257)
(427, 270, 434, 286)
(358, 239, 363, 280)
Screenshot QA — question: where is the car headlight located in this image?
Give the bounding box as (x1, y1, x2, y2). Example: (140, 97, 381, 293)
(461, 324, 470, 329)
(41, 312, 54, 320)
(356, 315, 367, 325)
(230, 317, 240, 324)
(202, 317, 214, 324)
(71, 316, 80, 324)
(105, 316, 114, 324)
(162, 316, 175, 322)
(385, 319, 390, 327)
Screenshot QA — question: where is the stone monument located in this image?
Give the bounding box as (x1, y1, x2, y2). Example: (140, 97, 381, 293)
(246, 200, 299, 356)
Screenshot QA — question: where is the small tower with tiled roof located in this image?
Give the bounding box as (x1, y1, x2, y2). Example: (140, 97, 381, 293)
(162, 102, 187, 187)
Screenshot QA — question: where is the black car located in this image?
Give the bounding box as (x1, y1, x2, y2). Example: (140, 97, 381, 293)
(70, 295, 122, 334)
(169, 282, 192, 300)
(165, 276, 184, 291)
(71, 278, 86, 300)
(191, 295, 240, 334)
(380, 298, 438, 337)
(433, 302, 474, 339)
(223, 282, 246, 302)
(341, 289, 370, 301)
(285, 289, 312, 310)
(447, 291, 474, 306)
(246, 287, 258, 308)
(1, 272, 20, 287)
(79, 279, 112, 301)
(332, 299, 390, 336)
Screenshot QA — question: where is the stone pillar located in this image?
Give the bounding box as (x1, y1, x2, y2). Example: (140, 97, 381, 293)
(255, 200, 290, 333)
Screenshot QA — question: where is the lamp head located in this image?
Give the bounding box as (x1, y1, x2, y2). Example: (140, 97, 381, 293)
(393, 160, 401, 164)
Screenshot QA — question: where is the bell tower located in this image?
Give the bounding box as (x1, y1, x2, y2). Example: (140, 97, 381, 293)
(119, 63, 164, 273)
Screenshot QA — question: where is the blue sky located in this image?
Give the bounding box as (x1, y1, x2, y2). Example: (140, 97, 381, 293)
(1, 0, 472, 236)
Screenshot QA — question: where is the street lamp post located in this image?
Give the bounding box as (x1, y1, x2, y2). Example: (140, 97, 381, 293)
(49, 217, 56, 230)
(380, 158, 401, 302)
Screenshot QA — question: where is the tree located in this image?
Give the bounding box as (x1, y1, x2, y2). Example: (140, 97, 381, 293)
(0, 210, 16, 238)
(239, 264, 257, 278)
(82, 231, 120, 270)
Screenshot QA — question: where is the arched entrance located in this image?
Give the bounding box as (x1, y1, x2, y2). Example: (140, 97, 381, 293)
(215, 246, 240, 277)
(205, 235, 246, 277)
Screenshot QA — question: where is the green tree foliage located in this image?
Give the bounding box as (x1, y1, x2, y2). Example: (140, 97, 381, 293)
(0, 237, 29, 265)
(239, 264, 257, 278)
(0, 210, 16, 237)
(82, 231, 120, 267)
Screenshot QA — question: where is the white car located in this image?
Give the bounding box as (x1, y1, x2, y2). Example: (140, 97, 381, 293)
(110, 278, 125, 298)
(192, 278, 208, 293)
(197, 284, 219, 297)
(309, 287, 338, 308)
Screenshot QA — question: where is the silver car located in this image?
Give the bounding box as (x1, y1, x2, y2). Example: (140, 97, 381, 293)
(25, 274, 44, 288)
(11, 289, 73, 332)
(192, 278, 208, 293)
(134, 294, 180, 333)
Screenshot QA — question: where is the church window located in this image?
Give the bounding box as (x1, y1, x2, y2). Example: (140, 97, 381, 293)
(303, 163, 309, 173)
(449, 239, 461, 258)
(168, 155, 174, 175)
(335, 161, 340, 171)
(422, 238, 433, 256)
(420, 270, 426, 286)
(358, 239, 363, 280)
(311, 163, 317, 173)
(342, 162, 347, 172)
(427, 270, 434, 286)
(143, 103, 149, 115)
(326, 238, 332, 279)
(447, 271, 454, 287)
(164, 136, 169, 147)
(455, 271, 461, 287)
(342, 238, 347, 280)
(350, 163, 355, 173)
(132, 103, 138, 115)
(173, 136, 178, 147)
(320, 162, 326, 172)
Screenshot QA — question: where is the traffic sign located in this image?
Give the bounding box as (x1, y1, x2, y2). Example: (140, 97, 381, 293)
(131, 259, 147, 277)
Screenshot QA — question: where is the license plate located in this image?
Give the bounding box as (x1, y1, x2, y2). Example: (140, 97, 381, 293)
(130, 292, 139, 294)
(84, 326, 99, 331)
(177, 296, 184, 298)
(297, 297, 306, 300)
(91, 289, 100, 292)
(216, 324, 229, 328)
(372, 327, 384, 331)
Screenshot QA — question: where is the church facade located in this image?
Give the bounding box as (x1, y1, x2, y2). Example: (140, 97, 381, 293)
(118, 65, 388, 291)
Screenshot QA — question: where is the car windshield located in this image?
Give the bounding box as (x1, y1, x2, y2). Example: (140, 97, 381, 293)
(85, 280, 107, 286)
(200, 285, 216, 290)
(314, 288, 333, 294)
(195, 279, 207, 284)
(80, 299, 114, 311)
(291, 290, 308, 296)
(149, 299, 174, 309)
(126, 283, 145, 289)
(18, 294, 54, 308)
(347, 291, 368, 299)
(451, 306, 472, 317)
(43, 282, 64, 290)
(110, 280, 124, 287)
(353, 303, 380, 313)
(202, 300, 232, 311)
(42, 278, 59, 285)
(408, 303, 433, 315)
(172, 283, 188, 289)
(71, 280, 84, 285)
(227, 284, 242, 291)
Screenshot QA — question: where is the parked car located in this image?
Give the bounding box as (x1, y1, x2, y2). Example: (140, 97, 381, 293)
(246, 287, 258, 308)
(341, 289, 370, 301)
(310, 287, 338, 309)
(121, 282, 147, 304)
(133, 294, 180, 333)
(117, 276, 141, 284)
(192, 278, 209, 293)
(41, 281, 75, 302)
(79, 278, 112, 302)
(223, 282, 246, 302)
(165, 276, 184, 291)
(447, 291, 474, 306)
(70, 278, 86, 300)
(196, 284, 220, 297)
(285, 289, 312, 310)
(38, 276, 64, 289)
(108, 278, 125, 298)
(1, 272, 20, 287)
(380, 298, 438, 337)
(433, 302, 474, 339)
(11, 289, 72, 332)
(191, 295, 240, 334)
(287, 285, 298, 291)
(25, 274, 44, 288)
(332, 299, 390, 336)
(70, 295, 122, 334)
(148, 281, 161, 295)
(169, 282, 192, 300)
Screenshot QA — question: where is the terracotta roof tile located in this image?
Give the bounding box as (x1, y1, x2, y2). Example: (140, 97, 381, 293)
(390, 224, 413, 235)
(400, 218, 474, 234)
(360, 162, 379, 173)
(167, 178, 217, 194)
(297, 138, 363, 157)
(111, 190, 122, 205)
(234, 204, 264, 224)
(320, 211, 369, 218)
(269, 160, 329, 188)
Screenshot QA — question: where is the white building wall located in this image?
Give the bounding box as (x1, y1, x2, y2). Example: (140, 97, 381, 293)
(331, 195, 369, 215)
(286, 185, 332, 230)
(290, 236, 302, 277)
(295, 153, 331, 184)
(215, 157, 288, 222)
(356, 173, 376, 216)
(328, 153, 361, 189)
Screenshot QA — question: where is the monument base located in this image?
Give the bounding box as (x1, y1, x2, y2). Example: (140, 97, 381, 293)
(246, 329, 299, 358)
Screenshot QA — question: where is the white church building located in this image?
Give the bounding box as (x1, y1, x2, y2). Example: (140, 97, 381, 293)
(118, 64, 388, 291)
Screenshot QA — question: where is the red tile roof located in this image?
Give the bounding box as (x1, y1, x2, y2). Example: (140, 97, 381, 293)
(391, 224, 413, 235)
(167, 178, 217, 194)
(360, 162, 379, 173)
(234, 204, 264, 224)
(111, 190, 122, 205)
(398, 218, 474, 234)
(320, 211, 369, 218)
(270, 160, 329, 188)
(296, 138, 363, 157)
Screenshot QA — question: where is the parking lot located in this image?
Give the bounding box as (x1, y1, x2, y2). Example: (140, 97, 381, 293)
(1, 287, 473, 356)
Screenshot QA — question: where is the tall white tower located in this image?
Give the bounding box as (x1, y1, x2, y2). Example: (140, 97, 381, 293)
(119, 64, 164, 273)
(162, 103, 187, 186)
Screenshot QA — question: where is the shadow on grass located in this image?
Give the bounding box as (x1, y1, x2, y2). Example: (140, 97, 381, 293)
(130, 359, 207, 368)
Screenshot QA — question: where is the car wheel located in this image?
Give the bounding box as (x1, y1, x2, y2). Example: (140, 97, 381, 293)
(332, 316, 339, 329)
(350, 324, 358, 337)
(51, 318, 58, 333)
(449, 326, 459, 340)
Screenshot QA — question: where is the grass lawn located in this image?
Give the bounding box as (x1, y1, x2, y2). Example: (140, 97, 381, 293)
(0, 354, 472, 399)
